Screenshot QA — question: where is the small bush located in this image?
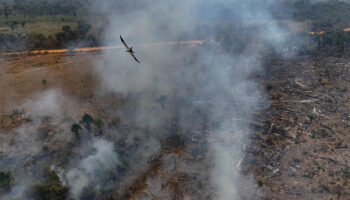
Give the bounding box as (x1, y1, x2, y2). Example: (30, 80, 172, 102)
(80, 114, 94, 131)
(32, 168, 69, 200)
(71, 123, 82, 139)
(343, 171, 350, 178)
(0, 171, 14, 192)
(81, 114, 94, 124)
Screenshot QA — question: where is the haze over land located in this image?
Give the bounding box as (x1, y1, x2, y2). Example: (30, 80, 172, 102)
(0, 0, 349, 200)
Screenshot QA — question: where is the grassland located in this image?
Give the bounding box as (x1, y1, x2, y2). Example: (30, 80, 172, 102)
(0, 15, 77, 34)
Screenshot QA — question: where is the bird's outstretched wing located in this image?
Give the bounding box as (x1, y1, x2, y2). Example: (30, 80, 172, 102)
(121, 35, 140, 63)
(120, 35, 129, 49)
(130, 52, 141, 63)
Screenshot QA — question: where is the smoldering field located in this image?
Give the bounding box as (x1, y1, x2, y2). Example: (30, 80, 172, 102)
(0, 0, 289, 199)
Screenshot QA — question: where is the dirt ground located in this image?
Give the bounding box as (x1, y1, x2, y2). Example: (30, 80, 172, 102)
(248, 56, 350, 199)
(0, 52, 127, 132)
(0, 53, 97, 106)
(0, 51, 349, 199)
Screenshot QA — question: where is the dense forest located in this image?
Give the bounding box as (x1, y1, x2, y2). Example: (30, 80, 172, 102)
(271, 0, 350, 23)
(0, 0, 104, 51)
(0, 0, 350, 56)
(0, 0, 79, 17)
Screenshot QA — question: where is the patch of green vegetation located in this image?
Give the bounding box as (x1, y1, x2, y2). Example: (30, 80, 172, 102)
(0, 0, 82, 35)
(0, 0, 106, 52)
(0, 22, 99, 52)
(94, 119, 104, 135)
(32, 168, 69, 200)
(80, 113, 94, 131)
(343, 171, 350, 178)
(271, 0, 350, 24)
(0, 32, 26, 52)
(0, 0, 80, 18)
(94, 119, 103, 128)
(311, 133, 315, 139)
(300, 29, 350, 56)
(71, 123, 82, 139)
(337, 141, 343, 147)
(266, 84, 274, 91)
(0, 170, 14, 192)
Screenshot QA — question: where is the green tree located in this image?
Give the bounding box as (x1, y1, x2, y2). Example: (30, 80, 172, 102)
(77, 22, 91, 39)
(80, 114, 94, 131)
(32, 168, 69, 200)
(0, 171, 14, 192)
(94, 119, 103, 135)
(71, 123, 82, 139)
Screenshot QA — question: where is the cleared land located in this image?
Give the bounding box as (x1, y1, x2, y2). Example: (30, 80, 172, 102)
(0, 48, 349, 199)
(249, 56, 350, 199)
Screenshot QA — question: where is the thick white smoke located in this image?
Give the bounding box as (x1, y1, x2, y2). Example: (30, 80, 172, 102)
(0, 0, 290, 199)
(0, 88, 122, 199)
(0, 89, 76, 199)
(91, 0, 285, 199)
(61, 139, 120, 199)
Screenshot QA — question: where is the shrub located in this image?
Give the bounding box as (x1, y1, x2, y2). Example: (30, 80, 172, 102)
(71, 123, 82, 139)
(81, 114, 94, 124)
(0, 171, 14, 192)
(80, 114, 94, 131)
(32, 168, 69, 200)
(77, 22, 91, 39)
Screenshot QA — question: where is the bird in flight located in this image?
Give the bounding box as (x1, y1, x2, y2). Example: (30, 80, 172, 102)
(120, 35, 140, 63)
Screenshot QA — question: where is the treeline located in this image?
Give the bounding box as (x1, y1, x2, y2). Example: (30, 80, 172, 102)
(0, 22, 100, 52)
(215, 22, 350, 57)
(270, 0, 350, 31)
(0, 0, 83, 17)
(299, 29, 350, 56)
(271, 0, 350, 22)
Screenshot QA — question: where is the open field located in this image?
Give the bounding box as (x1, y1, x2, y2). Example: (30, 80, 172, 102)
(0, 15, 78, 34)
(0, 21, 78, 35)
(0, 52, 97, 109)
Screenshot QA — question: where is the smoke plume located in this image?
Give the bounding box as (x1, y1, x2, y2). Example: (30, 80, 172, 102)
(0, 0, 290, 199)
(90, 0, 285, 199)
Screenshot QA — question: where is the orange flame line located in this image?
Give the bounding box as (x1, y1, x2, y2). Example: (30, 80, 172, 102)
(3, 40, 205, 56)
